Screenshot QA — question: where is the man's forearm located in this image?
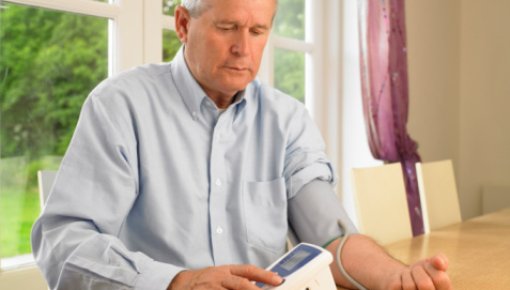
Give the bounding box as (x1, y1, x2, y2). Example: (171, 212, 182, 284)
(326, 234, 406, 289)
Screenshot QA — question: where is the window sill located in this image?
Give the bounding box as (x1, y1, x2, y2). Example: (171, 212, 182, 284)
(1, 254, 35, 271)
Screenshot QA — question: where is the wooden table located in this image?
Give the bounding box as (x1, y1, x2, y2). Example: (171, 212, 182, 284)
(338, 208, 510, 289)
(387, 208, 510, 289)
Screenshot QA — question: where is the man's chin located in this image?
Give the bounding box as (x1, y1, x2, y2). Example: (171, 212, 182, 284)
(221, 80, 253, 93)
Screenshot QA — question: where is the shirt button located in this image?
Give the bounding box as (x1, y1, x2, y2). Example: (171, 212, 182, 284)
(215, 178, 222, 186)
(216, 226, 223, 234)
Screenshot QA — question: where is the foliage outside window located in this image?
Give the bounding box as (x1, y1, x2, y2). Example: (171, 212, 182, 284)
(274, 48, 305, 102)
(163, 0, 180, 16)
(163, 29, 181, 62)
(274, 0, 305, 40)
(0, 3, 107, 259)
(273, 0, 306, 102)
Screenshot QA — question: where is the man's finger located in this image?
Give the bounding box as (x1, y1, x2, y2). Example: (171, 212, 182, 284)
(221, 275, 260, 290)
(424, 261, 452, 290)
(411, 265, 435, 290)
(229, 265, 283, 286)
(402, 269, 417, 290)
(429, 254, 449, 271)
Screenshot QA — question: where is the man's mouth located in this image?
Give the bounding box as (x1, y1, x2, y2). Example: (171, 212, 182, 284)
(224, 65, 250, 72)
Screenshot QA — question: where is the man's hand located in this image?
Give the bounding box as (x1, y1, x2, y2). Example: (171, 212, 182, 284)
(327, 235, 453, 290)
(167, 264, 284, 290)
(384, 254, 452, 290)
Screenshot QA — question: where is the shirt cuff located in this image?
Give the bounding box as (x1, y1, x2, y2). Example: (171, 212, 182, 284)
(288, 162, 335, 199)
(135, 259, 186, 290)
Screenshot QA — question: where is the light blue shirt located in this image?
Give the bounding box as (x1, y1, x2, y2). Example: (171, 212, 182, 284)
(31, 48, 345, 290)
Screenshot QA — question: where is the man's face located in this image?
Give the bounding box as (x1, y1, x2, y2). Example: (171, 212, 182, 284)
(175, 0, 276, 102)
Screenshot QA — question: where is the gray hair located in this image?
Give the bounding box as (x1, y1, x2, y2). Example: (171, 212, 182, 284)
(181, 0, 209, 17)
(181, 0, 278, 18)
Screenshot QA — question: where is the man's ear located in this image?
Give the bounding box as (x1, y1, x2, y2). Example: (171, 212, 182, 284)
(174, 6, 191, 43)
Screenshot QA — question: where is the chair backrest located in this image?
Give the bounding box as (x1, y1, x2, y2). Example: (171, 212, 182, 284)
(416, 160, 462, 233)
(351, 163, 413, 245)
(37, 170, 57, 209)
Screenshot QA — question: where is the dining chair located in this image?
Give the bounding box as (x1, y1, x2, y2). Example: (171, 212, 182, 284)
(37, 170, 57, 209)
(416, 159, 462, 233)
(351, 163, 413, 245)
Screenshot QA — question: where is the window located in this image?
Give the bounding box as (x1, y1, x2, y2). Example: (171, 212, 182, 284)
(0, 1, 108, 268)
(274, 48, 306, 102)
(0, 0, 146, 270)
(273, 0, 306, 103)
(161, 0, 181, 62)
(262, 0, 321, 117)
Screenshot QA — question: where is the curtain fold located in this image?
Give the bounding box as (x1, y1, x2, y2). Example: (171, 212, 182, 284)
(358, 0, 424, 236)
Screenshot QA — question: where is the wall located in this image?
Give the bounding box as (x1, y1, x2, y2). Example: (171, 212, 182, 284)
(0, 266, 47, 290)
(406, 0, 510, 219)
(406, 0, 460, 165)
(458, 0, 510, 218)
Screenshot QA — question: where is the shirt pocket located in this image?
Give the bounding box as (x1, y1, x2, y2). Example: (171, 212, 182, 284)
(243, 177, 288, 253)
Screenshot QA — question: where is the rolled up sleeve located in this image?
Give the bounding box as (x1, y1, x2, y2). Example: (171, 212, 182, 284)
(283, 105, 336, 198)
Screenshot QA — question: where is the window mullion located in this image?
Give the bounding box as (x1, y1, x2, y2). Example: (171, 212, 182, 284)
(273, 36, 313, 53)
(143, 0, 163, 64)
(112, 0, 144, 73)
(306, 0, 324, 130)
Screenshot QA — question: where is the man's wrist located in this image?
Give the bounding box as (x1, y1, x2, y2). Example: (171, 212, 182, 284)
(167, 270, 190, 290)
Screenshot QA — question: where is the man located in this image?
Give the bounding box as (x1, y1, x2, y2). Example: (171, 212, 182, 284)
(32, 0, 452, 289)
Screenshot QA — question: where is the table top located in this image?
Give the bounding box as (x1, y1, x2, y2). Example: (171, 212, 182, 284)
(339, 208, 510, 289)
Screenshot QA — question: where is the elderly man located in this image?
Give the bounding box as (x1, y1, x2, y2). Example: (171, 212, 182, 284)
(32, 0, 452, 289)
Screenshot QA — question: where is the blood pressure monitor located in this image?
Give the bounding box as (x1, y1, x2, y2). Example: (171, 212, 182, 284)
(256, 243, 337, 290)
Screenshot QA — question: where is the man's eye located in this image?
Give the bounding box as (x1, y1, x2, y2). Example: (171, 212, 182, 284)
(218, 26, 235, 31)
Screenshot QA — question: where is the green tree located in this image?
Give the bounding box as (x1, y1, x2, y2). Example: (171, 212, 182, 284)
(1, 5, 108, 160)
(0, 3, 108, 257)
(275, 0, 305, 40)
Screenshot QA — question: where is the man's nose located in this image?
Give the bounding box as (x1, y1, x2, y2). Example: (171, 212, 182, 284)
(231, 31, 250, 56)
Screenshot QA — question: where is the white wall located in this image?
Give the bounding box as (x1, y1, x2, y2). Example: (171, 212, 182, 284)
(406, 0, 510, 219)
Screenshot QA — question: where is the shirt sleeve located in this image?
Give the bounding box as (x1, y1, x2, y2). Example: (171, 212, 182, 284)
(31, 92, 184, 290)
(288, 180, 358, 247)
(283, 103, 336, 199)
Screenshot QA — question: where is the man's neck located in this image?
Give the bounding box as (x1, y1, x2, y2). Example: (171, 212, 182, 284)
(208, 93, 236, 109)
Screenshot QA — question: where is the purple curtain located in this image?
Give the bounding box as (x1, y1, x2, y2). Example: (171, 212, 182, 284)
(358, 0, 424, 236)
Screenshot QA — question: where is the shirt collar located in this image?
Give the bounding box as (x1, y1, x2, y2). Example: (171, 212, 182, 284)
(171, 46, 250, 119)
(170, 46, 208, 119)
